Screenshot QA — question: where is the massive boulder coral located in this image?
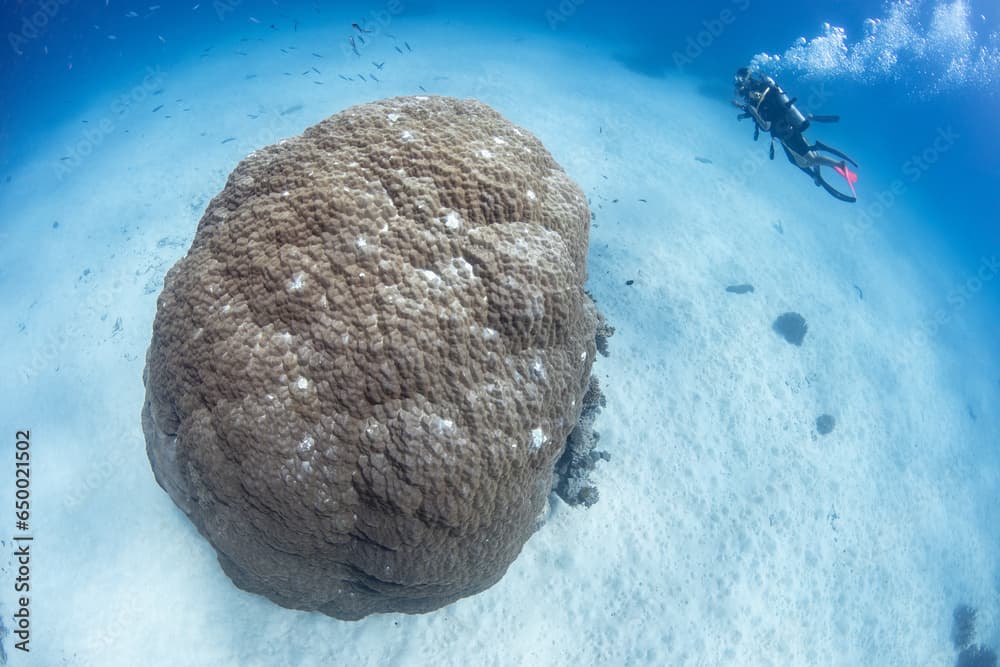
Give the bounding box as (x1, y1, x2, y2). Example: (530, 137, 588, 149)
(142, 96, 601, 619)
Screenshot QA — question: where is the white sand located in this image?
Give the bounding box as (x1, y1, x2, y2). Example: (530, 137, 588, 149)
(1, 15, 997, 667)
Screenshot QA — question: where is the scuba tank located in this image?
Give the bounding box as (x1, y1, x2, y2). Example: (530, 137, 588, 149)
(761, 76, 810, 133)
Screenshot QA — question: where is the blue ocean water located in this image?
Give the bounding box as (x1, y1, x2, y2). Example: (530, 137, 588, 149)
(1, 1, 998, 665)
(2, 0, 998, 271)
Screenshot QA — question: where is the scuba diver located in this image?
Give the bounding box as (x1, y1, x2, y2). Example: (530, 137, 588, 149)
(732, 67, 859, 203)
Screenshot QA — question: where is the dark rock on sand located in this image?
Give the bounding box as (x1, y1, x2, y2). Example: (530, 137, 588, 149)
(773, 312, 808, 346)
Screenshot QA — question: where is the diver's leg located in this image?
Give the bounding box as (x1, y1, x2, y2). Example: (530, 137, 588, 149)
(806, 151, 844, 170)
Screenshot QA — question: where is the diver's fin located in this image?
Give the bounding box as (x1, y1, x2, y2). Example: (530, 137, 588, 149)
(834, 163, 858, 197)
(813, 165, 857, 203)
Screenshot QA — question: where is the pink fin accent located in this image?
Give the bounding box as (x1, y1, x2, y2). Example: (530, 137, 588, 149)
(834, 164, 858, 197)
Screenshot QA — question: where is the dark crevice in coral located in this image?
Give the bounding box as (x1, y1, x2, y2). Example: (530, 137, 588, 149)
(554, 297, 613, 508)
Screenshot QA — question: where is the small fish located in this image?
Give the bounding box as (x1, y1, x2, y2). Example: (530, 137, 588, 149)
(313, 80, 324, 85)
(372, 61, 384, 70)
(638, 198, 647, 203)
(357, 35, 365, 45)
(152, 88, 164, 95)
(404, 41, 412, 51)
(302, 70, 311, 75)
(245, 73, 257, 79)
(695, 156, 713, 164)
(249, 16, 260, 24)
(311, 66, 321, 74)
(280, 104, 303, 116)
(418, 85, 426, 92)
(294, 20, 299, 32)
(349, 37, 359, 56)
(235, 50, 248, 56)
(312, 52, 324, 58)
(221, 137, 236, 144)
(158, 35, 166, 43)
(395, 45, 403, 54)
(358, 74, 367, 82)
(108, 34, 118, 40)
(192, 3, 200, 9)
(152, 104, 164, 112)
(126, 10, 139, 17)
(352, 23, 373, 33)
(338, 74, 350, 81)
(280, 48, 288, 54)
(247, 113, 259, 119)
(370, 74, 380, 82)
(60, 156, 73, 161)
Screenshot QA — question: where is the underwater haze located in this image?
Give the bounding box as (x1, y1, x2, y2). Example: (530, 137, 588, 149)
(1, 0, 999, 665)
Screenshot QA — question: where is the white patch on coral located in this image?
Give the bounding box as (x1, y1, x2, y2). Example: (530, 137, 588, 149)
(355, 236, 367, 249)
(493, 136, 506, 145)
(429, 416, 456, 436)
(478, 148, 493, 159)
(296, 377, 309, 390)
(288, 273, 305, 291)
(580, 350, 587, 361)
(530, 428, 546, 450)
(526, 189, 537, 201)
(279, 332, 292, 345)
(282, 190, 290, 197)
(298, 436, 314, 453)
(482, 327, 498, 340)
(416, 269, 442, 287)
(531, 358, 547, 381)
(221, 304, 231, 313)
(444, 211, 462, 230)
(414, 95, 429, 101)
(400, 130, 414, 142)
(387, 113, 399, 123)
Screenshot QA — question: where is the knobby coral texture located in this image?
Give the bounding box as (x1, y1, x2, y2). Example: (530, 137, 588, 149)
(141, 96, 603, 620)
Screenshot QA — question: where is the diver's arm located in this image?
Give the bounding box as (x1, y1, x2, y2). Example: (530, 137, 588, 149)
(732, 100, 771, 132)
(746, 105, 771, 132)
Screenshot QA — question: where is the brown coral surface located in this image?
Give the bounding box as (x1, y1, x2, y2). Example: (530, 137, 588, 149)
(142, 96, 597, 619)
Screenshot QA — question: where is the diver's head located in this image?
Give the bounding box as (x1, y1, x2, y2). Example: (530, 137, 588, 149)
(734, 67, 752, 96)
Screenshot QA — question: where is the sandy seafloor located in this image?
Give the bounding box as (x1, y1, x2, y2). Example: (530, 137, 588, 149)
(1, 15, 998, 667)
